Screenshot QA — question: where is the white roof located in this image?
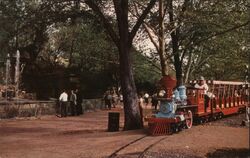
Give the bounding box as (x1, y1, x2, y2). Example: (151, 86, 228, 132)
(189, 80, 249, 86)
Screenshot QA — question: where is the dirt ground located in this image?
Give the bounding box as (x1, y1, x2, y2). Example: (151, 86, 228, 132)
(0, 107, 249, 158)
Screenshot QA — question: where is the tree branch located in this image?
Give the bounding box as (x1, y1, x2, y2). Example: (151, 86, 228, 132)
(143, 24, 160, 53)
(142, 56, 162, 72)
(84, 0, 119, 47)
(129, 0, 157, 43)
(184, 51, 193, 83)
(132, 1, 155, 15)
(132, 2, 159, 52)
(180, 48, 187, 64)
(194, 21, 250, 46)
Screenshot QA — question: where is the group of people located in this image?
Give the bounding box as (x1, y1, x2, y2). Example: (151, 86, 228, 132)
(103, 90, 122, 110)
(57, 76, 209, 116)
(58, 89, 83, 117)
(138, 92, 159, 110)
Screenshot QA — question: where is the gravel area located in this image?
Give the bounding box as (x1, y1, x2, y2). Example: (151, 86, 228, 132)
(0, 108, 249, 158)
(207, 113, 248, 128)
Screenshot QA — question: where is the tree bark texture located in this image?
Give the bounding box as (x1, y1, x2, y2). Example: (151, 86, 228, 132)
(168, 0, 182, 86)
(159, 0, 168, 76)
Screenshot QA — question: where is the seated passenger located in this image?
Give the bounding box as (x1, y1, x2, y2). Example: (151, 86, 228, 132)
(234, 90, 239, 97)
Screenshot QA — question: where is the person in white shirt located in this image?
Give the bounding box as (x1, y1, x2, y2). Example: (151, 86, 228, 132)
(194, 76, 209, 94)
(59, 90, 68, 117)
(194, 76, 210, 112)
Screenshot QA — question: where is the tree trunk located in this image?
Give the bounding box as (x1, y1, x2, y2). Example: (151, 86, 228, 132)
(119, 46, 143, 130)
(85, 0, 157, 130)
(172, 31, 183, 86)
(116, 0, 143, 130)
(174, 53, 183, 86)
(140, 0, 168, 76)
(159, 0, 168, 76)
(68, 39, 75, 67)
(184, 52, 193, 83)
(168, 0, 182, 86)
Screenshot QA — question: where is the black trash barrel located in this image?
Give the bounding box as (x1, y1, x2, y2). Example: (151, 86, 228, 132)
(108, 112, 120, 132)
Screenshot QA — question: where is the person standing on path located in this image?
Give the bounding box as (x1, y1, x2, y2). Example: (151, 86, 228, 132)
(70, 90, 77, 116)
(59, 89, 68, 117)
(75, 89, 83, 115)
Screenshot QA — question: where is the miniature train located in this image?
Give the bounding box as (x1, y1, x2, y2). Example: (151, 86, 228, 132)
(146, 75, 249, 135)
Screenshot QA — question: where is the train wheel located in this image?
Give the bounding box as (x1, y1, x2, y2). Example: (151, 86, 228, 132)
(213, 115, 217, 120)
(219, 113, 223, 119)
(185, 110, 193, 129)
(199, 119, 203, 124)
(209, 117, 212, 122)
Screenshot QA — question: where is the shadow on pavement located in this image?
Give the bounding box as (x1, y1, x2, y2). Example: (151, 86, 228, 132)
(206, 148, 250, 158)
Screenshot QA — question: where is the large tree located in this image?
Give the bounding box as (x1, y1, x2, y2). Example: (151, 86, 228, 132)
(84, 0, 157, 130)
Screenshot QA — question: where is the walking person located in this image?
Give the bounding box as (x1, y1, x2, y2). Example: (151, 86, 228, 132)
(59, 89, 68, 117)
(70, 90, 77, 116)
(103, 91, 109, 110)
(107, 91, 112, 110)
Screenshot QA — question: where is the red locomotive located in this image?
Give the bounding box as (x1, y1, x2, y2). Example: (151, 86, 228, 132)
(146, 75, 249, 135)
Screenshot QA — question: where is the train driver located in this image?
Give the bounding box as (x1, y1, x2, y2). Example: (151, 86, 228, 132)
(194, 76, 209, 94)
(195, 76, 210, 112)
